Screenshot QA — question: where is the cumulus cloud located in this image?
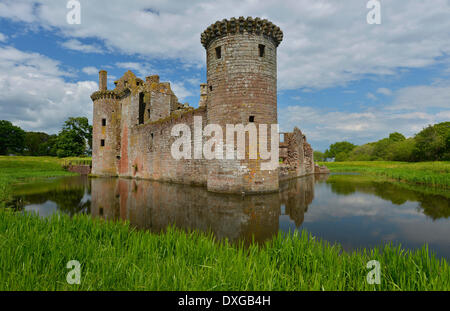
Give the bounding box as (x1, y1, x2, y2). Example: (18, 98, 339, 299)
(389, 84, 450, 110)
(0, 46, 97, 133)
(82, 66, 99, 75)
(60, 39, 104, 53)
(1, 0, 450, 90)
(377, 88, 392, 96)
(279, 98, 449, 150)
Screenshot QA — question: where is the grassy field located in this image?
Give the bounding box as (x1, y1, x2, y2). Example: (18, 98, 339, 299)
(0, 156, 80, 205)
(318, 161, 450, 188)
(0, 209, 448, 291)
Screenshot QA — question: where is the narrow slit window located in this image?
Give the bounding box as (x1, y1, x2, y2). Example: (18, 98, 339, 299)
(215, 46, 221, 59)
(151, 133, 154, 139)
(138, 92, 145, 124)
(102, 118, 106, 126)
(209, 85, 213, 92)
(100, 139, 105, 147)
(259, 44, 265, 57)
(249, 116, 255, 123)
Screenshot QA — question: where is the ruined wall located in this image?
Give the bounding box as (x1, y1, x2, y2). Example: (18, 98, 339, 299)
(122, 105, 208, 186)
(203, 18, 282, 193)
(279, 127, 315, 181)
(91, 17, 325, 193)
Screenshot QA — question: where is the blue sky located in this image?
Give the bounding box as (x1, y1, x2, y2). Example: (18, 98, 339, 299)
(0, 0, 449, 151)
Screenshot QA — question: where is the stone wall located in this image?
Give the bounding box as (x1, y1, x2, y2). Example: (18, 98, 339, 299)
(90, 17, 327, 193)
(204, 23, 279, 193)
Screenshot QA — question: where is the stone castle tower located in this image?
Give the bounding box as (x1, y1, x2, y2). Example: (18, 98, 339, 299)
(202, 17, 283, 193)
(91, 17, 318, 194)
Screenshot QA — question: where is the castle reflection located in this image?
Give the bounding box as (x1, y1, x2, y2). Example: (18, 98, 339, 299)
(90, 175, 317, 244)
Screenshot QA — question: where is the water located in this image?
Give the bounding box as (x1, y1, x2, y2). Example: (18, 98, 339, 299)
(8, 173, 450, 258)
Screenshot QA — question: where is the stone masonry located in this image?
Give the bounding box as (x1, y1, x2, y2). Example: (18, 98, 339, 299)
(91, 17, 324, 194)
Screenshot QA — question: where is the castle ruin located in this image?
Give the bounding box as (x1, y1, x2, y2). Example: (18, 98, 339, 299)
(91, 17, 323, 194)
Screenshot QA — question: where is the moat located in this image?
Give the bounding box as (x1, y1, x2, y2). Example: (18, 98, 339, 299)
(7, 173, 450, 259)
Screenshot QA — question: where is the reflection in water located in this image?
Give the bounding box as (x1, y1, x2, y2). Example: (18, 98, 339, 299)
(90, 176, 314, 244)
(8, 173, 450, 258)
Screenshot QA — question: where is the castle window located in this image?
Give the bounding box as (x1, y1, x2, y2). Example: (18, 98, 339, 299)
(259, 44, 265, 57)
(151, 133, 154, 139)
(209, 85, 213, 92)
(102, 118, 106, 126)
(138, 92, 145, 124)
(215, 46, 221, 59)
(249, 116, 255, 123)
(100, 139, 105, 147)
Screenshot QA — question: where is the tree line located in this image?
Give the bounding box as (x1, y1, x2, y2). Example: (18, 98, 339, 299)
(314, 122, 450, 162)
(0, 117, 92, 158)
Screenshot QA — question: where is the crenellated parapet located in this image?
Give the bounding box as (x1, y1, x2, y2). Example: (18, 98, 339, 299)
(201, 16, 283, 49)
(90, 90, 118, 101)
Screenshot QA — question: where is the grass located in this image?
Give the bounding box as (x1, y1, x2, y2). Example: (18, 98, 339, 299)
(0, 209, 448, 291)
(1, 156, 449, 290)
(318, 161, 450, 189)
(0, 156, 85, 205)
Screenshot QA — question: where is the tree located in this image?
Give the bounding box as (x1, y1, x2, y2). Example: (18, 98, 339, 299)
(388, 132, 406, 142)
(324, 141, 356, 160)
(24, 132, 51, 156)
(313, 151, 325, 162)
(62, 117, 93, 153)
(412, 123, 447, 161)
(0, 120, 25, 155)
(55, 117, 92, 158)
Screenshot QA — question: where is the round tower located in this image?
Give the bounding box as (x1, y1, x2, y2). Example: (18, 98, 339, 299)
(91, 70, 121, 176)
(201, 17, 283, 193)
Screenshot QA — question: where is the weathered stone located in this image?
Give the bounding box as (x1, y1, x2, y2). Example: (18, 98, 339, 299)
(91, 16, 326, 194)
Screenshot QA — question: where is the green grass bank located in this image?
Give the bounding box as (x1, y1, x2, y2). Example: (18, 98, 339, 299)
(318, 161, 450, 188)
(0, 156, 88, 206)
(0, 210, 448, 291)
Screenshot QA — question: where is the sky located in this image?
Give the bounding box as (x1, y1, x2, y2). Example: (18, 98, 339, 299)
(0, 0, 449, 151)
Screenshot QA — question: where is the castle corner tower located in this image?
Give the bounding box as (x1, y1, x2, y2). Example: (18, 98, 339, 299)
(201, 17, 283, 193)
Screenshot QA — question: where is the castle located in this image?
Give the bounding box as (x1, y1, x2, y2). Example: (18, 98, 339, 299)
(91, 17, 325, 194)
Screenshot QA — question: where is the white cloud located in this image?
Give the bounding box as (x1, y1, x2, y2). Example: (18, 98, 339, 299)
(377, 87, 392, 96)
(389, 84, 450, 110)
(115, 62, 151, 77)
(171, 82, 193, 101)
(82, 66, 99, 75)
(0, 46, 97, 133)
(366, 92, 377, 100)
(279, 96, 449, 150)
(60, 39, 104, 53)
(0, 33, 7, 42)
(1, 0, 450, 90)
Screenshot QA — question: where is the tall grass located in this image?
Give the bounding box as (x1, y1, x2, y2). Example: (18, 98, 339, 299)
(319, 161, 450, 188)
(0, 210, 448, 291)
